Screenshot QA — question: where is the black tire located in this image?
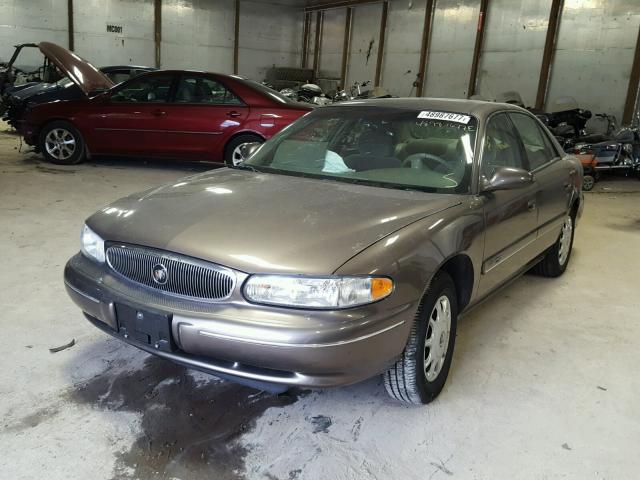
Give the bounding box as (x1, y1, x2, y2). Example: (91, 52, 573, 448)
(39, 120, 86, 165)
(582, 174, 595, 191)
(533, 210, 575, 277)
(383, 271, 458, 405)
(224, 134, 264, 166)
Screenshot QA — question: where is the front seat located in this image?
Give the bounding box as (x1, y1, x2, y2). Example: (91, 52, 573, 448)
(345, 130, 401, 171)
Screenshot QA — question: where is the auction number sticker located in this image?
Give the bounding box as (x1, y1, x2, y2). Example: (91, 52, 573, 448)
(417, 111, 471, 124)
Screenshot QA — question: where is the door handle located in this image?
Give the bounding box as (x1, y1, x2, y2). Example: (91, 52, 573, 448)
(152, 110, 167, 116)
(527, 199, 536, 212)
(227, 111, 241, 118)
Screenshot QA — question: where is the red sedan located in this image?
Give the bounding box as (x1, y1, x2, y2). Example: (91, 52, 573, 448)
(21, 43, 312, 165)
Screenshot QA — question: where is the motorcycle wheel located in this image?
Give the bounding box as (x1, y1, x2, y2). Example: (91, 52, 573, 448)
(582, 175, 595, 191)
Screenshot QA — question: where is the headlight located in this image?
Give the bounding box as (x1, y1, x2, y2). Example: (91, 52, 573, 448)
(80, 224, 105, 263)
(243, 275, 393, 309)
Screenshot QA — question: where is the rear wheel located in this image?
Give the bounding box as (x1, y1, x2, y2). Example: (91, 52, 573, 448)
(383, 272, 458, 404)
(39, 120, 85, 165)
(224, 134, 264, 166)
(534, 212, 574, 277)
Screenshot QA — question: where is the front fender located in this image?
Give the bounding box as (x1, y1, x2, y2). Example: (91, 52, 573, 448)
(334, 198, 485, 323)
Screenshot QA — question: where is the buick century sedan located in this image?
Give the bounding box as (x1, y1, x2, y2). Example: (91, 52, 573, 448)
(64, 99, 583, 404)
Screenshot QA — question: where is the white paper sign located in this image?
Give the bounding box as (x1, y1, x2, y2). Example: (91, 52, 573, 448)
(417, 111, 471, 124)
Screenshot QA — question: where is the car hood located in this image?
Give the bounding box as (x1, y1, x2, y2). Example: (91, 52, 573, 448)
(88, 169, 462, 274)
(38, 42, 113, 96)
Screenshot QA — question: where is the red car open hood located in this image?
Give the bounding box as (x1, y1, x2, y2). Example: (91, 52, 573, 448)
(38, 42, 114, 95)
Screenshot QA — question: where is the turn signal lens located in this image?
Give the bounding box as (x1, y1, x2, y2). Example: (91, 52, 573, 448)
(371, 277, 394, 300)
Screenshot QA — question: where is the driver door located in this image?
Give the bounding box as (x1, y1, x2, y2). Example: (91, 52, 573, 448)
(478, 113, 539, 297)
(87, 74, 176, 156)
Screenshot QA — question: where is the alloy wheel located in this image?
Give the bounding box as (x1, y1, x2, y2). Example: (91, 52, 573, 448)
(44, 128, 76, 161)
(231, 143, 250, 166)
(558, 215, 573, 266)
(424, 295, 452, 382)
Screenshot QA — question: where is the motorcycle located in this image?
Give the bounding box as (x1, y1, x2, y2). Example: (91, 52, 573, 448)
(572, 126, 640, 189)
(279, 83, 331, 106)
(332, 80, 391, 103)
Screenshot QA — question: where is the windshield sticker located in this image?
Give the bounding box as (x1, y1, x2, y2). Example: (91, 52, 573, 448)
(417, 111, 471, 124)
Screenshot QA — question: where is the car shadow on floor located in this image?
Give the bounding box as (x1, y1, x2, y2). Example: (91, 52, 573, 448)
(65, 340, 304, 480)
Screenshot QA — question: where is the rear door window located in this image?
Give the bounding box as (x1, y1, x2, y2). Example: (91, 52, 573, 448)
(175, 76, 242, 105)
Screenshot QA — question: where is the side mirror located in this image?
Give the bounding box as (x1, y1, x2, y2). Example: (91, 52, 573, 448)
(239, 142, 261, 160)
(482, 166, 534, 192)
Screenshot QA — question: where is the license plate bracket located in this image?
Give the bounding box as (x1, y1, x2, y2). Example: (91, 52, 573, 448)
(115, 303, 175, 352)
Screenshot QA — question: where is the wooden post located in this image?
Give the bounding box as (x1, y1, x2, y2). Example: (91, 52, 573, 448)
(415, 0, 436, 97)
(233, 0, 240, 74)
(302, 12, 311, 69)
(67, 0, 74, 51)
(154, 0, 161, 68)
(312, 11, 323, 80)
(467, 0, 489, 98)
(535, 0, 563, 110)
(340, 7, 353, 88)
(374, 1, 388, 87)
(623, 23, 640, 125)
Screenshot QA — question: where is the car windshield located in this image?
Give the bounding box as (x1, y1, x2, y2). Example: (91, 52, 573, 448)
(241, 106, 477, 193)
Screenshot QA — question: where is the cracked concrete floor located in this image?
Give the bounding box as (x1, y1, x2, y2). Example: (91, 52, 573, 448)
(1, 126, 640, 480)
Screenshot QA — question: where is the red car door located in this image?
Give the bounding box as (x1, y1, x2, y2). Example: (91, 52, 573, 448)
(159, 74, 249, 161)
(86, 73, 176, 156)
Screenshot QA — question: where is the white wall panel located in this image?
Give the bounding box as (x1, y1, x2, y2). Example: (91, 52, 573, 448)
(73, 0, 155, 68)
(380, 0, 426, 97)
(476, 0, 549, 106)
(423, 0, 480, 99)
(161, 0, 235, 73)
(0, 0, 68, 67)
(346, 3, 383, 87)
(238, 0, 303, 81)
(317, 8, 345, 80)
(547, 0, 640, 119)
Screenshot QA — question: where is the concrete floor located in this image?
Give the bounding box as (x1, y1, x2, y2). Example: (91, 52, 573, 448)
(1, 124, 640, 480)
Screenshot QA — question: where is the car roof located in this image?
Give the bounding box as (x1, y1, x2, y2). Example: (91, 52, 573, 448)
(326, 97, 529, 120)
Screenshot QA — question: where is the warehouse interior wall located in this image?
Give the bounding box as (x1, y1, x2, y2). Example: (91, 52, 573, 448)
(1, 0, 639, 120)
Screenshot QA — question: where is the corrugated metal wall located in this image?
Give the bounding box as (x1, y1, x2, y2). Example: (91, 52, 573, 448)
(0, 0, 302, 82)
(1, 0, 639, 119)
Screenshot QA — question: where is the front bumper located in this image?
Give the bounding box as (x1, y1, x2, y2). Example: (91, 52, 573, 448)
(64, 253, 414, 390)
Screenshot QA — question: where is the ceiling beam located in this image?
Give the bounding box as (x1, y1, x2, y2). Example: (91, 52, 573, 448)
(305, 0, 380, 13)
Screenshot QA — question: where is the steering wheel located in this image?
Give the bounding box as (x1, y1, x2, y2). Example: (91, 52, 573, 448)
(402, 153, 453, 173)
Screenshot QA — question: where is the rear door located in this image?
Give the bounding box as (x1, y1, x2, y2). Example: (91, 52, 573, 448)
(509, 112, 573, 244)
(87, 73, 176, 156)
(478, 113, 539, 297)
(160, 74, 249, 161)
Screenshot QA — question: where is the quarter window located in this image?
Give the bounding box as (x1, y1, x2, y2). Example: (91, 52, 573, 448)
(175, 77, 242, 105)
(482, 113, 525, 178)
(111, 75, 173, 103)
(509, 113, 557, 170)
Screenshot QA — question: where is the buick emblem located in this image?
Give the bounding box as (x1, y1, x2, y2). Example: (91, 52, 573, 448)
(152, 264, 168, 285)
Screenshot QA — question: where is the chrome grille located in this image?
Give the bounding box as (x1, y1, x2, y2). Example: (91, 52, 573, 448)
(106, 244, 235, 301)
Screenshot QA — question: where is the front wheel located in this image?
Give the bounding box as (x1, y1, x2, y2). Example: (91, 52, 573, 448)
(39, 120, 86, 165)
(224, 134, 264, 167)
(383, 272, 458, 405)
